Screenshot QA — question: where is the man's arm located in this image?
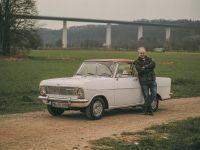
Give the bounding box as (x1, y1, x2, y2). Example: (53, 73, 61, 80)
(134, 61, 149, 74)
(144, 59, 156, 69)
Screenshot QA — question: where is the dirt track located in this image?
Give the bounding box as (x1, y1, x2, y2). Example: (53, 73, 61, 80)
(0, 97, 200, 150)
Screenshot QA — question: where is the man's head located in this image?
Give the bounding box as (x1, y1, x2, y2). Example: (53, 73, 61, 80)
(137, 47, 146, 59)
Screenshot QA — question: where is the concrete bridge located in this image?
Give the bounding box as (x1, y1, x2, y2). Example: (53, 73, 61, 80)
(16, 15, 182, 49)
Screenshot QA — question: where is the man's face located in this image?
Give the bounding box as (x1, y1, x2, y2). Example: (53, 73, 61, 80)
(138, 50, 146, 59)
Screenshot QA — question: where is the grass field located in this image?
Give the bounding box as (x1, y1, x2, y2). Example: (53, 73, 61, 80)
(0, 50, 200, 114)
(91, 117, 200, 150)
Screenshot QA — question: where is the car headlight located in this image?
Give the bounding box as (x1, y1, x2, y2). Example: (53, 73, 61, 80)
(40, 86, 46, 96)
(77, 88, 84, 99)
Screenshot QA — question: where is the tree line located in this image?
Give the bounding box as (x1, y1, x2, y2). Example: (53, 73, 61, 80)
(39, 20, 200, 51)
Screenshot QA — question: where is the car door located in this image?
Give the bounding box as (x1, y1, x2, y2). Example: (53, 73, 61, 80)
(114, 62, 143, 106)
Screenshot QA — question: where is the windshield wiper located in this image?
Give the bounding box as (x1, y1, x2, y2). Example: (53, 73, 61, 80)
(86, 73, 95, 76)
(99, 73, 111, 77)
(76, 73, 82, 75)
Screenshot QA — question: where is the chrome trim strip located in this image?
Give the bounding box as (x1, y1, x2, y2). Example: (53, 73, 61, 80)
(38, 96, 89, 103)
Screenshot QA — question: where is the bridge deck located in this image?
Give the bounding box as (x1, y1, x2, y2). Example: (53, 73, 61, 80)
(15, 15, 182, 28)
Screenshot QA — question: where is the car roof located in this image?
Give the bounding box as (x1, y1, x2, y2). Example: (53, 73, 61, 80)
(84, 59, 134, 63)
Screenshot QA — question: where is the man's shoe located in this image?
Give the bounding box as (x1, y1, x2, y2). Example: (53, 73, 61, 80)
(148, 112, 154, 116)
(143, 106, 148, 115)
(148, 106, 154, 116)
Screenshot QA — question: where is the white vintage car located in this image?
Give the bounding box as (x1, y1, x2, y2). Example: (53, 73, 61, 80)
(39, 59, 171, 120)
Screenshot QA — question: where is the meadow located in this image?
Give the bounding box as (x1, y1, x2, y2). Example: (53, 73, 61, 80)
(91, 117, 200, 150)
(0, 50, 200, 114)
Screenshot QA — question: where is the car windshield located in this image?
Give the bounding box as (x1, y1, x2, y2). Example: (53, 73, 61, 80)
(76, 61, 116, 77)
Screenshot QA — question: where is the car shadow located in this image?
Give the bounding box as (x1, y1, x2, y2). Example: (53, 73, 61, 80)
(49, 107, 143, 120)
(46, 107, 167, 121)
(104, 107, 143, 117)
(48, 111, 88, 121)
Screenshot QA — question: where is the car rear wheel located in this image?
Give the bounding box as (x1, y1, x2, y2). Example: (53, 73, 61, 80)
(151, 97, 159, 112)
(85, 97, 105, 120)
(47, 105, 65, 116)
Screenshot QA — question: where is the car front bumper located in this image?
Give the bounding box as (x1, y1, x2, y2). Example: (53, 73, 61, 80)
(38, 96, 89, 108)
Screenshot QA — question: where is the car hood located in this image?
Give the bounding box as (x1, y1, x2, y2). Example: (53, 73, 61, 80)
(39, 75, 112, 88)
(40, 76, 88, 87)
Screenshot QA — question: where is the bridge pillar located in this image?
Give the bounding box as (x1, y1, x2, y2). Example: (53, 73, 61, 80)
(106, 23, 111, 48)
(165, 27, 171, 41)
(138, 25, 143, 41)
(62, 21, 67, 48)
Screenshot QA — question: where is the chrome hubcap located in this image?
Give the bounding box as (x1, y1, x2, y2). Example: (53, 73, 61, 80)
(93, 101, 103, 117)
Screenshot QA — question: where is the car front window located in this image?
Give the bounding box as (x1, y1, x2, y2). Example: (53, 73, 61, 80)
(76, 61, 115, 77)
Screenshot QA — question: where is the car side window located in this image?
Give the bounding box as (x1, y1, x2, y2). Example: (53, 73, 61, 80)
(116, 63, 133, 78)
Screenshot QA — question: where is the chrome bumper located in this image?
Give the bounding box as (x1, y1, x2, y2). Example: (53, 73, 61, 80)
(38, 96, 89, 108)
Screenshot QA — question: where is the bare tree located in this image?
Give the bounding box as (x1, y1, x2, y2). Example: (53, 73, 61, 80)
(0, 1, 3, 52)
(0, 0, 38, 55)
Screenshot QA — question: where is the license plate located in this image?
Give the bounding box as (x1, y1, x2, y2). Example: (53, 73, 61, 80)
(51, 102, 69, 108)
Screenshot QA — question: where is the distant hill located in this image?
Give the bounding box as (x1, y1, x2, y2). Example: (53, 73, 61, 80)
(38, 19, 200, 50)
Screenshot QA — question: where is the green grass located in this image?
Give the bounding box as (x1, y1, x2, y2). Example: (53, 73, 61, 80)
(91, 117, 200, 150)
(0, 50, 200, 114)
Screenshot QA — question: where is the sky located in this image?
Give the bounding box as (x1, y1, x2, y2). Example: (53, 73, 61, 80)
(36, 0, 200, 29)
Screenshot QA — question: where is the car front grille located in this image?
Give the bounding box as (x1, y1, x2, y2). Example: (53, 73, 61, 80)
(46, 86, 77, 95)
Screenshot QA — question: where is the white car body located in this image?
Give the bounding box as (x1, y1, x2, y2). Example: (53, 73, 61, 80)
(39, 59, 171, 119)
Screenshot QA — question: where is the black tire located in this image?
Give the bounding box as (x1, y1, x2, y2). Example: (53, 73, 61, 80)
(151, 97, 159, 112)
(85, 97, 105, 120)
(47, 105, 65, 116)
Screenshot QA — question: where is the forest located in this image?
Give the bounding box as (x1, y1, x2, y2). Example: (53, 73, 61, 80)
(38, 19, 200, 51)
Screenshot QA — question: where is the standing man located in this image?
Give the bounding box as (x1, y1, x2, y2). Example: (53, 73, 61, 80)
(134, 47, 157, 115)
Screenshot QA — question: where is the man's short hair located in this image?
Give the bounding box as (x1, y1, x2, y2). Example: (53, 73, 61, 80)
(137, 47, 146, 52)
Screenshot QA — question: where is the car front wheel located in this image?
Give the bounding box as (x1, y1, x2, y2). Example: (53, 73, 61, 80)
(85, 97, 105, 120)
(47, 105, 65, 116)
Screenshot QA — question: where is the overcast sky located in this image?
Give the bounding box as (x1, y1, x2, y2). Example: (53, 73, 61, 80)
(36, 0, 200, 29)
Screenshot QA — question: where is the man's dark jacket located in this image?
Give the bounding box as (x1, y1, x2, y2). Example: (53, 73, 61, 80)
(134, 56, 156, 85)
